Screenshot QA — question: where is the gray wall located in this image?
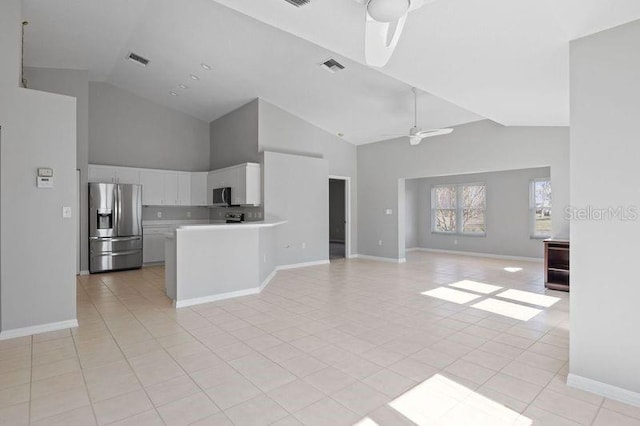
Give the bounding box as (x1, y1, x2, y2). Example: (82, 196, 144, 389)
(264, 151, 329, 266)
(89, 82, 210, 171)
(405, 179, 419, 248)
(1, 0, 78, 332)
(357, 120, 569, 260)
(210, 99, 260, 170)
(25, 67, 90, 272)
(329, 179, 346, 242)
(570, 19, 640, 397)
(410, 168, 550, 259)
(259, 100, 358, 256)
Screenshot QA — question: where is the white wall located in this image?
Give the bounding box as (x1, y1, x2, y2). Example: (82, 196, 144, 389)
(25, 67, 90, 272)
(405, 179, 419, 248)
(569, 19, 640, 402)
(357, 120, 569, 260)
(1, 0, 77, 335)
(259, 100, 358, 255)
(263, 151, 329, 266)
(89, 82, 210, 171)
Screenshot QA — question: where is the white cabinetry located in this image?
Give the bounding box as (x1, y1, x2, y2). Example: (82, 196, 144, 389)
(88, 165, 140, 184)
(139, 170, 165, 205)
(190, 172, 207, 206)
(164, 173, 179, 206)
(143, 226, 170, 263)
(178, 173, 191, 206)
(207, 163, 261, 206)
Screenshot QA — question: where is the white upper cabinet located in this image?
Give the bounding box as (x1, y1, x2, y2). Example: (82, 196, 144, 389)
(177, 172, 191, 206)
(190, 172, 208, 206)
(207, 163, 261, 206)
(89, 163, 261, 206)
(163, 172, 179, 206)
(88, 165, 140, 184)
(139, 170, 165, 205)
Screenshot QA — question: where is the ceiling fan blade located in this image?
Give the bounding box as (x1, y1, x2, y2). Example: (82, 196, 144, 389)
(364, 10, 408, 67)
(416, 128, 454, 138)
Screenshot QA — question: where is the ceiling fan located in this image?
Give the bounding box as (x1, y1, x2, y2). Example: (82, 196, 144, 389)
(385, 88, 453, 145)
(354, 0, 435, 67)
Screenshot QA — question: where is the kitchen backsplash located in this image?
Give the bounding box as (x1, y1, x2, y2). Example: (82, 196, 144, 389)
(142, 206, 210, 221)
(209, 206, 264, 222)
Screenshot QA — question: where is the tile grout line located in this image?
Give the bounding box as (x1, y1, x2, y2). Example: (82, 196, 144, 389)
(79, 274, 168, 426)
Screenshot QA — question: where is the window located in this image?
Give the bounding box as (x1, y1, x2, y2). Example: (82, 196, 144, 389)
(432, 184, 486, 235)
(530, 178, 551, 238)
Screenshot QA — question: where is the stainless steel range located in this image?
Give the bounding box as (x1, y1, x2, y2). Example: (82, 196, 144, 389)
(89, 183, 142, 273)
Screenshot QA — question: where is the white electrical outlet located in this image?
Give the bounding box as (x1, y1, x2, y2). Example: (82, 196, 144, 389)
(385, 209, 393, 215)
(302, 242, 306, 249)
(62, 206, 72, 218)
(157, 211, 162, 218)
(454, 239, 458, 245)
(378, 240, 383, 246)
(187, 211, 191, 218)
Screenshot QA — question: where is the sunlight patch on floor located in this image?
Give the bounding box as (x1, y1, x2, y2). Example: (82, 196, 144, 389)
(497, 289, 560, 308)
(472, 298, 542, 321)
(449, 279, 503, 294)
(422, 287, 482, 304)
(504, 267, 523, 273)
(387, 374, 532, 426)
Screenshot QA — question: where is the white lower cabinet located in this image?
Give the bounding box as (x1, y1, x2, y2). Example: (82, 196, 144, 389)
(143, 226, 170, 263)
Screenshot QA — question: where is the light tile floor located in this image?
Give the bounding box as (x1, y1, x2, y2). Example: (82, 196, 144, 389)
(1, 252, 639, 425)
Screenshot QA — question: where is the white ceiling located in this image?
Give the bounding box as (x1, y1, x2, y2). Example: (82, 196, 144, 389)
(22, 0, 640, 143)
(208, 0, 640, 126)
(22, 0, 482, 145)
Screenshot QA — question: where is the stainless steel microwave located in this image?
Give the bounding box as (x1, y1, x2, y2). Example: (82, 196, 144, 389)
(212, 187, 231, 206)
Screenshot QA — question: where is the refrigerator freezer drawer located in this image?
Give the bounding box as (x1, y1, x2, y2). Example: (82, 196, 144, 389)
(90, 249, 142, 273)
(90, 236, 142, 253)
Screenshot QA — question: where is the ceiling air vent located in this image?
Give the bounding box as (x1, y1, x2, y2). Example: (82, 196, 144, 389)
(127, 52, 150, 67)
(283, 0, 311, 6)
(320, 58, 345, 74)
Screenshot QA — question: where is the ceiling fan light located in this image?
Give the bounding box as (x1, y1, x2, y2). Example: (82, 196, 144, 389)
(367, 0, 410, 23)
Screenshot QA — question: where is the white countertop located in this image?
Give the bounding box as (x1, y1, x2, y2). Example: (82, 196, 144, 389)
(176, 219, 287, 231)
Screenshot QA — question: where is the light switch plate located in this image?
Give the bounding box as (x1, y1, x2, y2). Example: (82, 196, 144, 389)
(37, 176, 53, 188)
(62, 207, 72, 218)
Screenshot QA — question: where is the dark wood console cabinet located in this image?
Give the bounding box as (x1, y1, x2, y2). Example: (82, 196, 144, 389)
(544, 239, 570, 291)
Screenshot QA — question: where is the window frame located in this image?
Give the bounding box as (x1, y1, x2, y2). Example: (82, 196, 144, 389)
(431, 182, 487, 237)
(529, 178, 552, 239)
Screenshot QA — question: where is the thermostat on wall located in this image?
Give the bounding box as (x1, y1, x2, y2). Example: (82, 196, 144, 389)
(37, 168, 54, 188)
(38, 168, 53, 177)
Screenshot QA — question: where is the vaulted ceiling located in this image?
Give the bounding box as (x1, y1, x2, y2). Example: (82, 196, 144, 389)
(22, 0, 640, 144)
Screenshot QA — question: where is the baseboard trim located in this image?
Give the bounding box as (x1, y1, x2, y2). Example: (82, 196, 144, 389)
(175, 260, 330, 308)
(0, 319, 79, 340)
(568, 373, 640, 407)
(276, 260, 330, 270)
(176, 288, 261, 308)
(260, 270, 278, 291)
(353, 254, 406, 264)
(78, 270, 90, 276)
(410, 247, 543, 263)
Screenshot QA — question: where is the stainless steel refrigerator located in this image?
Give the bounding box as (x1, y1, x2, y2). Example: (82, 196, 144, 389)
(89, 183, 142, 273)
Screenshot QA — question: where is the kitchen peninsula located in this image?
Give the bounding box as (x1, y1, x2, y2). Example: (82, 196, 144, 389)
(165, 220, 286, 307)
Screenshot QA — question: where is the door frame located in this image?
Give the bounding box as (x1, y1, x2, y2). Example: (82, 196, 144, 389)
(328, 175, 351, 258)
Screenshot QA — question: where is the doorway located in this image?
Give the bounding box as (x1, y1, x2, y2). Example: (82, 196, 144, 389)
(329, 176, 350, 260)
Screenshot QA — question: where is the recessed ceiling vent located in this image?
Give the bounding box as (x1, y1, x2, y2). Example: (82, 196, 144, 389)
(283, 0, 310, 6)
(320, 58, 345, 74)
(127, 52, 150, 67)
